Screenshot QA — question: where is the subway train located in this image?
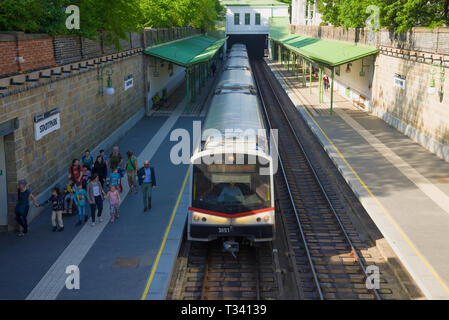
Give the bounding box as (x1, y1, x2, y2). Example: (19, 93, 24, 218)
(188, 44, 275, 243)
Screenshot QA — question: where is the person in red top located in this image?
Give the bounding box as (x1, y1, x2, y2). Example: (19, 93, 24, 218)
(323, 74, 330, 91)
(68, 159, 84, 184)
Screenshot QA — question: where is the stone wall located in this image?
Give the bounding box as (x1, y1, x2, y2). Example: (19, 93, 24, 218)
(290, 25, 449, 56)
(290, 24, 449, 161)
(0, 54, 145, 229)
(0, 32, 55, 76)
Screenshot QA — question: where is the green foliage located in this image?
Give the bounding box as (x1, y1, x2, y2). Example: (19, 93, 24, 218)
(0, 0, 225, 48)
(317, 0, 449, 33)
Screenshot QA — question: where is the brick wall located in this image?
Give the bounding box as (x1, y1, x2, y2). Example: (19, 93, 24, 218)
(0, 32, 55, 76)
(0, 27, 196, 78)
(290, 25, 449, 56)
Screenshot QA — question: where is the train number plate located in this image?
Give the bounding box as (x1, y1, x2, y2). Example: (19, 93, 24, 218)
(218, 227, 232, 233)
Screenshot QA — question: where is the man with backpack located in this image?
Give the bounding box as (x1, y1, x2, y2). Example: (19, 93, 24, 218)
(125, 151, 138, 194)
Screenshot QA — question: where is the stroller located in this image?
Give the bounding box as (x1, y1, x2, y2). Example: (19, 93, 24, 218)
(63, 183, 77, 216)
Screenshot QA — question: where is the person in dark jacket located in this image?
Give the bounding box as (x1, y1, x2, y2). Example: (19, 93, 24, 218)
(40, 187, 65, 232)
(15, 180, 39, 237)
(92, 155, 108, 187)
(137, 161, 157, 212)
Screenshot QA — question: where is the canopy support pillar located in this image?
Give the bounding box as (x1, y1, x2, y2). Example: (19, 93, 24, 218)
(186, 68, 190, 115)
(330, 67, 334, 115)
(309, 61, 312, 94)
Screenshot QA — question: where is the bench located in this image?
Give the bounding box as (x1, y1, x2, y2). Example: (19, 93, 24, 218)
(352, 95, 366, 109)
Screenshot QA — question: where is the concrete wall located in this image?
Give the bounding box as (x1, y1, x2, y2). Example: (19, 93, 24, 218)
(290, 24, 449, 162)
(225, 6, 289, 34)
(0, 54, 145, 230)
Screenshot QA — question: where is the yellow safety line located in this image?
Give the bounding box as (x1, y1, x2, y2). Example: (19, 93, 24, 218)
(141, 167, 191, 300)
(273, 63, 449, 296)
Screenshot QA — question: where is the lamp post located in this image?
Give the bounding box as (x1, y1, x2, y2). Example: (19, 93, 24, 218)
(98, 65, 115, 96)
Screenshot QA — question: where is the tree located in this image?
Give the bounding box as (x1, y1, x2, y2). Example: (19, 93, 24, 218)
(316, 0, 449, 33)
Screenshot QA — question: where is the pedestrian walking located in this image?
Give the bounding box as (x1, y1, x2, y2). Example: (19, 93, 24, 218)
(323, 74, 329, 91)
(68, 159, 83, 185)
(74, 183, 89, 226)
(138, 161, 157, 212)
(15, 180, 39, 237)
(92, 155, 107, 187)
(105, 185, 121, 223)
(108, 167, 122, 192)
(81, 164, 91, 190)
(108, 146, 123, 171)
(87, 174, 106, 226)
(81, 150, 94, 171)
(40, 187, 65, 232)
(100, 149, 109, 169)
(125, 151, 138, 194)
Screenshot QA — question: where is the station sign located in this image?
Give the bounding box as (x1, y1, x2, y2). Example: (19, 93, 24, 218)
(34, 109, 61, 141)
(124, 74, 134, 91)
(394, 74, 406, 90)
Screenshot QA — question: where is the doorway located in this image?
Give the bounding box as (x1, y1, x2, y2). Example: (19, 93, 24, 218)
(0, 136, 7, 228)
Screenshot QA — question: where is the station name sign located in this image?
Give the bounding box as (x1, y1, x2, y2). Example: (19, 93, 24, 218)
(124, 74, 134, 91)
(34, 109, 61, 141)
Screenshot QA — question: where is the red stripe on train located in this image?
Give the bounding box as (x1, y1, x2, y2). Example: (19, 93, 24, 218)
(188, 207, 274, 218)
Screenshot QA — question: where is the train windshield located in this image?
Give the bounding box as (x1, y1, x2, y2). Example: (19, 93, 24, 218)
(192, 158, 271, 215)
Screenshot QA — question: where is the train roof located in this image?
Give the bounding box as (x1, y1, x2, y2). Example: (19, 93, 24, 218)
(225, 56, 251, 69)
(217, 69, 255, 91)
(228, 51, 248, 58)
(203, 92, 266, 147)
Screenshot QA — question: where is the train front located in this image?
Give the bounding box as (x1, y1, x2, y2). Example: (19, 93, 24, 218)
(189, 150, 275, 242)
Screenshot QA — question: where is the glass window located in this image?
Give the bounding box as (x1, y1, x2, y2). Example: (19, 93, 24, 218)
(245, 13, 250, 25)
(234, 13, 240, 25)
(192, 155, 271, 215)
(255, 13, 261, 25)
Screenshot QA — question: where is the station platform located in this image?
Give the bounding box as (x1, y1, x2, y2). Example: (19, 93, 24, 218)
(0, 69, 218, 299)
(267, 59, 449, 300)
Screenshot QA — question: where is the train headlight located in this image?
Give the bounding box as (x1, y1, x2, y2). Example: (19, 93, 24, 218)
(193, 214, 200, 222)
(264, 216, 270, 222)
(256, 217, 261, 222)
(202, 217, 207, 222)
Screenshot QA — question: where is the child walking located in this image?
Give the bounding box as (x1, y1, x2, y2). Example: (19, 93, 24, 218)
(40, 187, 65, 232)
(74, 183, 88, 226)
(108, 168, 122, 193)
(105, 185, 121, 223)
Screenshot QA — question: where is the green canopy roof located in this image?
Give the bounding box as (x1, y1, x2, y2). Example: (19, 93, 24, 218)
(144, 35, 227, 68)
(269, 17, 379, 67)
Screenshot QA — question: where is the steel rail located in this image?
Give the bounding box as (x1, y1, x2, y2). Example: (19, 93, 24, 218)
(252, 60, 325, 300)
(257, 59, 381, 300)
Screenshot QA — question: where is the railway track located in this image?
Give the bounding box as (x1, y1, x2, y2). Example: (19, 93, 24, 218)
(252, 59, 381, 300)
(174, 241, 277, 300)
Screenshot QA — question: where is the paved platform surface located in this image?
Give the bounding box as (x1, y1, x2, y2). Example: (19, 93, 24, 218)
(268, 59, 449, 299)
(0, 95, 205, 300)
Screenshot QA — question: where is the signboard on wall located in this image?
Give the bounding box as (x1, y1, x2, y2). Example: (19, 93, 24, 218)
(34, 109, 60, 141)
(393, 74, 406, 90)
(124, 74, 134, 91)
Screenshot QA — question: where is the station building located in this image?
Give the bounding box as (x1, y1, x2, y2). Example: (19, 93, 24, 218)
(221, 0, 289, 58)
(291, 0, 322, 26)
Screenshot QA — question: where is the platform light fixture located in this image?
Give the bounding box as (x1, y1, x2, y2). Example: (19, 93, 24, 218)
(98, 65, 115, 96)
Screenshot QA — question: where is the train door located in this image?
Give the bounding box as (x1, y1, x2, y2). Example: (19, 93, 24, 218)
(0, 136, 7, 228)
